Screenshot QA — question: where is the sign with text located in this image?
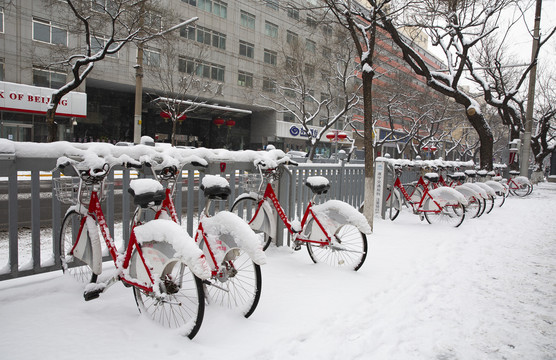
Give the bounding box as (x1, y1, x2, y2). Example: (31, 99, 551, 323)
(0, 81, 87, 118)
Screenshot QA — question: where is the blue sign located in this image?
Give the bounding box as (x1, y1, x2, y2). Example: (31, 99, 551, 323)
(289, 125, 317, 138)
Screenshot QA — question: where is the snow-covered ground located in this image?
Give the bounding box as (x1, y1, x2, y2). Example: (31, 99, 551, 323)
(0, 182, 554, 360)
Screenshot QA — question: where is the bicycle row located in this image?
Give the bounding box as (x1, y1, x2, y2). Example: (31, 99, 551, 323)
(54, 149, 371, 339)
(383, 161, 533, 227)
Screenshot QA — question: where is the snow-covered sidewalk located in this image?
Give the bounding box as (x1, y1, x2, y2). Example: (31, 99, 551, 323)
(0, 183, 554, 360)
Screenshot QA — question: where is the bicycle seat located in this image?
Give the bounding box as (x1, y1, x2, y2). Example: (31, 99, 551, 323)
(305, 176, 330, 195)
(464, 170, 477, 178)
(424, 173, 439, 183)
(128, 179, 166, 208)
(477, 170, 488, 177)
(447, 173, 466, 182)
(201, 175, 231, 200)
(509, 170, 520, 176)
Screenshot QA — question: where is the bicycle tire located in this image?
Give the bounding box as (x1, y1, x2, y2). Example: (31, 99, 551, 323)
(231, 196, 272, 250)
(133, 258, 205, 339)
(59, 210, 94, 283)
(484, 195, 495, 214)
(423, 199, 465, 227)
(385, 189, 401, 221)
(306, 224, 368, 271)
(466, 196, 482, 219)
(512, 183, 532, 197)
(204, 248, 262, 318)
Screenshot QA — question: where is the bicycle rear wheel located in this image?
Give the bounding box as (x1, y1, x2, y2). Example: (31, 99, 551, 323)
(465, 196, 482, 219)
(306, 224, 368, 271)
(423, 199, 465, 227)
(59, 210, 94, 283)
(484, 195, 495, 214)
(231, 197, 272, 250)
(204, 248, 262, 318)
(133, 259, 205, 339)
(512, 183, 532, 197)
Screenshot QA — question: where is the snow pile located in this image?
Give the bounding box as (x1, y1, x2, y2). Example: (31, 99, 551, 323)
(312, 199, 372, 234)
(202, 174, 230, 189)
(133, 219, 211, 279)
(428, 187, 468, 206)
(201, 212, 267, 266)
(129, 179, 163, 196)
(305, 176, 329, 187)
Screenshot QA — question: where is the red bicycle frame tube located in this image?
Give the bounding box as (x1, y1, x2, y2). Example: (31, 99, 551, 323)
(155, 188, 179, 223)
(73, 189, 155, 291)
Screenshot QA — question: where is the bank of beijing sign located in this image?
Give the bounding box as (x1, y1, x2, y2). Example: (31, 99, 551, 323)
(0, 81, 87, 118)
(289, 125, 318, 138)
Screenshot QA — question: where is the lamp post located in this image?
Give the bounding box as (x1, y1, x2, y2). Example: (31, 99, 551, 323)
(133, 17, 199, 144)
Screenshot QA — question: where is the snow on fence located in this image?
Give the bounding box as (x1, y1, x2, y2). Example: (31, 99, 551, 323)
(0, 140, 365, 281)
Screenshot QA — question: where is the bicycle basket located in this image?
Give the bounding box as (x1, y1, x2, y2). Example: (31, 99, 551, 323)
(239, 173, 263, 193)
(53, 177, 112, 205)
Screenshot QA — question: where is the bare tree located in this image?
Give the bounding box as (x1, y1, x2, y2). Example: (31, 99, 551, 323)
(530, 70, 556, 174)
(260, 25, 361, 161)
(42, 0, 197, 142)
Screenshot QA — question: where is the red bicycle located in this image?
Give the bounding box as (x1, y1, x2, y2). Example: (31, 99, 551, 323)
(55, 155, 210, 339)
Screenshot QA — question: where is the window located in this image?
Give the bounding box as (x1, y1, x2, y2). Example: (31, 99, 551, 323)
(194, 0, 227, 18)
(91, 36, 119, 57)
(143, 48, 160, 67)
(263, 77, 276, 93)
(264, 21, 278, 38)
(181, 26, 226, 50)
(92, 0, 118, 15)
(322, 46, 331, 58)
(283, 112, 295, 122)
(264, 49, 277, 66)
(178, 57, 225, 82)
(238, 71, 253, 88)
(305, 39, 316, 53)
(32, 18, 67, 46)
(287, 7, 299, 20)
(0, 7, 4, 33)
(286, 30, 298, 45)
(0, 58, 4, 81)
(240, 10, 255, 29)
(305, 64, 315, 78)
(284, 83, 296, 98)
(145, 12, 162, 31)
(239, 40, 254, 58)
(264, 0, 279, 10)
(307, 16, 317, 29)
(286, 56, 297, 70)
(33, 67, 66, 89)
(322, 24, 333, 36)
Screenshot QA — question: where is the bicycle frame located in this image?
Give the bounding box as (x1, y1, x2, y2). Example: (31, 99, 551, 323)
(250, 181, 333, 247)
(390, 176, 443, 214)
(73, 187, 156, 292)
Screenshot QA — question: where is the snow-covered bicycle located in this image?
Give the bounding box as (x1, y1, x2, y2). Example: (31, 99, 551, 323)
(55, 155, 210, 339)
(231, 160, 370, 271)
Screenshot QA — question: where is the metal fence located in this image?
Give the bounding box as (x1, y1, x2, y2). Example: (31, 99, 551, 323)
(0, 156, 365, 281)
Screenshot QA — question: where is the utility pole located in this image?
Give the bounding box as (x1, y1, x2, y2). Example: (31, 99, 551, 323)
(520, 0, 542, 177)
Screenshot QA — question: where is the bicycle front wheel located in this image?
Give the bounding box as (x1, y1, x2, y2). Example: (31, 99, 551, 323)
(204, 248, 262, 318)
(59, 210, 94, 283)
(423, 199, 465, 227)
(306, 224, 368, 271)
(133, 259, 205, 339)
(484, 195, 495, 214)
(465, 196, 482, 219)
(385, 189, 401, 220)
(231, 196, 272, 250)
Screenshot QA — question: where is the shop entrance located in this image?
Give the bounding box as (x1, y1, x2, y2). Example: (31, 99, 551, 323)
(1, 122, 33, 141)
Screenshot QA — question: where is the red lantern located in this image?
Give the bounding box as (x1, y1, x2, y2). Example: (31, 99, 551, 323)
(422, 146, 429, 152)
(326, 133, 335, 140)
(213, 118, 225, 127)
(337, 132, 347, 140)
(177, 114, 186, 121)
(430, 145, 437, 152)
(225, 119, 236, 127)
(160, 111, 171, 119)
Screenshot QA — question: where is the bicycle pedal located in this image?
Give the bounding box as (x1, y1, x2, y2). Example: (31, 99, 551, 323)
(83, 289, 102, 301)
(293, 244, 302, 251)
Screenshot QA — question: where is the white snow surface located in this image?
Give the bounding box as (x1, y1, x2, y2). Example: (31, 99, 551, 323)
(312, 199, 373, 234)
(306, 175, 330, 187)
(428, 187, 469, 206)
(129, 178, 164, 195)
(201, 174, 230, 189)
(0, 184, 555, 359)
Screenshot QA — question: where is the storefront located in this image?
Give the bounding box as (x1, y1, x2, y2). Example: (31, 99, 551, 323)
(0, 81, 86, 142)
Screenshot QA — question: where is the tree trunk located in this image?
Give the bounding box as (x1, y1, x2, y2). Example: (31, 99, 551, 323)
(46, 103, 60, 142)
(362, 71, 374, 231)
(171, 119, 177, 146)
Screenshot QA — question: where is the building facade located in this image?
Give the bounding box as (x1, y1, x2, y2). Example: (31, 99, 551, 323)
(0, 0, 444, 155)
